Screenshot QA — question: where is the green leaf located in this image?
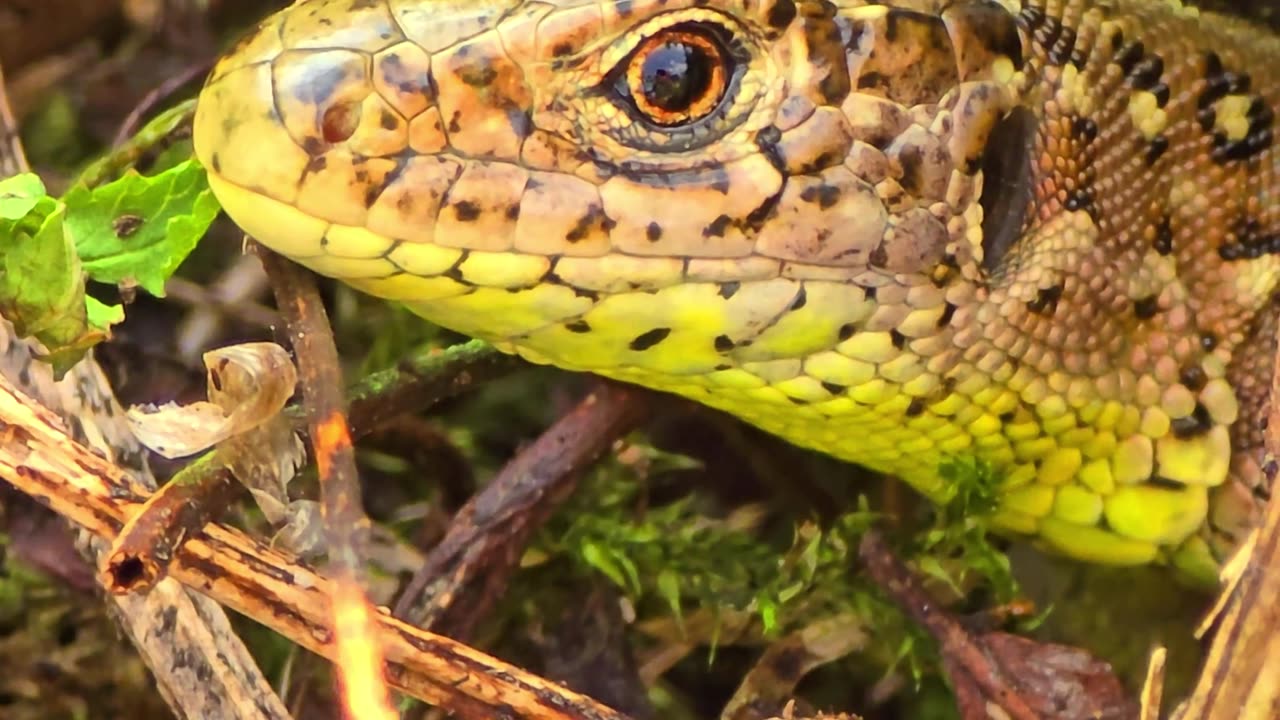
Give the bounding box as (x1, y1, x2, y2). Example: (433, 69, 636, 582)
(581, 541, 630, 590)
(0, 174, 46, 219)
(0, 192, 116, 375)
(63, 159, 219, 296)
(656, 569, 685, 635)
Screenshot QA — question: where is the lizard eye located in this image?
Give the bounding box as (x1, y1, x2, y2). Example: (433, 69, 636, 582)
(596, 16, 759, 153)
(618, 25, 731, 127)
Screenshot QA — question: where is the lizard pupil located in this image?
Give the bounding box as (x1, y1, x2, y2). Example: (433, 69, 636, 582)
(642, 41, 714, 112)
(624, 26, 730, 127)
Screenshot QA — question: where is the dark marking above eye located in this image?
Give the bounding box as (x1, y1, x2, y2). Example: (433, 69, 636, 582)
(978, 106, 1036, 272)
(1133, 295, 1160, 318)
(630, 327, 672, 351)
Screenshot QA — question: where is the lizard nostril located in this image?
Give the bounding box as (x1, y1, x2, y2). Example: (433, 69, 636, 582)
(321, 101, 361, 143)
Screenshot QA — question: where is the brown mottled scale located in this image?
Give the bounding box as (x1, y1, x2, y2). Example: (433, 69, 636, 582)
(192, 0, 1280, 576)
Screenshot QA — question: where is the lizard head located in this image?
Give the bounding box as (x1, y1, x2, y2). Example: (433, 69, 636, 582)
(193, 0, 1021, 377)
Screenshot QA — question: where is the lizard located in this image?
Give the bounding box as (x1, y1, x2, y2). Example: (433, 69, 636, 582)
(190, 0, 1280, 580)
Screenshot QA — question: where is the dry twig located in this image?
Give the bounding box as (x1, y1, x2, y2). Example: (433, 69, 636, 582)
(394, 380, 651, 637)
(0, 369, 633, 719)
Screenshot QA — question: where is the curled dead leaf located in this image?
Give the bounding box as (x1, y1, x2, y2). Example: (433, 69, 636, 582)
(127, 342, 298, 458)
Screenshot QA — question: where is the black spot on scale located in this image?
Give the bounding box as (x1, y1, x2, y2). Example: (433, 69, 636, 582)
(714, 335, 735, 352)
(905, 398, 926, 417)
(1154, 215, 1174, 255)
(615, 0, 634, 17)
(889, 330, 906, 349)
(937, 302, 957, 327)
(1026, 284, 1063, 315)
(1133, 295, 1160, 319)
(1071, 116, 1098, 143)
(1145, 135, 1170, 165)
(702, 214, 733, 238)
(564, 204, 614, 242)
(457, 61, 498, 88)
(1180, 364, 1207, 392)
(646, 222, 663, 242)
(789, 287, 807, 311)
(1064, 188, 1097, 220)
(718, 281, 740, 299)
(1146, 475, 1185, 490)
(1218, 216, 1280, 260)
(1170, 403, 1213, 439)
(822, 381, 847, 396)
(452, 200, 482, 222)
(1149, 82, 1170, 108)
(630, 327, 671, 351)
(1197, 107, 1217, 133)
(1125, 56, 1164, 92)
(1211, 128, 1273, 164)
(837, 323, 856, 341)
(800, 183, 841, 209)
(565, 320, 591, 333)
(1046, 25, 1077, 66)
(1112, 40, 1145, 76)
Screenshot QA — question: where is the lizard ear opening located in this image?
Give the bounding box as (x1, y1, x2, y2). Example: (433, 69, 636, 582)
(978, 105, 1037, 275)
